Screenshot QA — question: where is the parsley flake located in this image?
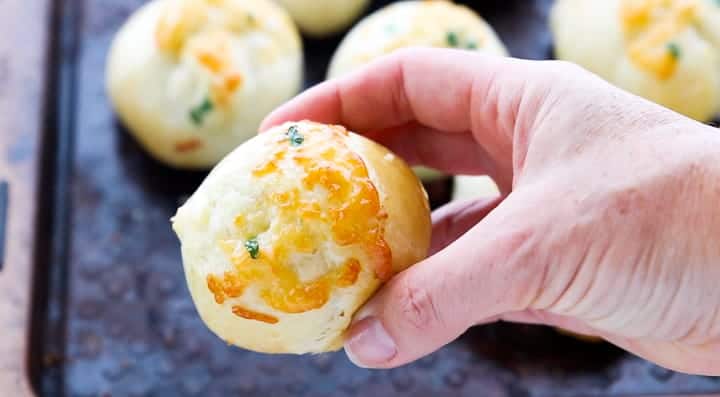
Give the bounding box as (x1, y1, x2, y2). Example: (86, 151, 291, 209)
(245, 238, 260, 259)
(446, 31, 460, 47)
(286, 125, 304, 146)
(189, 96, 213, 126)
(667, 42, 681, 60)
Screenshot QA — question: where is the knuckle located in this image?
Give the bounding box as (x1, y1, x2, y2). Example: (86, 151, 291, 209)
(394, 276, 442, 333)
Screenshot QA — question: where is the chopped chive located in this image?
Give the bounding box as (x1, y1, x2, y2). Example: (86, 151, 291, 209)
(446, 31, 460, 47)
(466, 41, 477, 50)
(286, 125, 304, 147)
(245, 238, 259, 259)
(189, 96, 213, 126)
(667, 42, 681, 60)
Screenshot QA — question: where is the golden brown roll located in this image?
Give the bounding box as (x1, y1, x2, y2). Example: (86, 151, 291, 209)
(551, 0, 720, 121)
(107, 0, 303, 169)
(172, 121, 432, 353)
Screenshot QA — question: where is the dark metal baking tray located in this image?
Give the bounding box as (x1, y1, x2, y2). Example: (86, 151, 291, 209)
(16, 0, 720, 396)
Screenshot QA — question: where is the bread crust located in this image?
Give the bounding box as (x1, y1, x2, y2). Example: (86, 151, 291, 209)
(173, 121, 431, 353)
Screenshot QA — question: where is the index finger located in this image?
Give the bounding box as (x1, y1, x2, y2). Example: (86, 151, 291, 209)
(261, 48, 552, 183)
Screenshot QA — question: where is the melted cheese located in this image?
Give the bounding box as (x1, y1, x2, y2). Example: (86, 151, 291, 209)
(174, 138, 203, 153)
(154, 0, 293, 108)
(620, 0, 700, 79)
(231, 306, 279, 324)
(206, 124, 391, 322)
(155, 0, 208, 55)
(185, 31, 244, 106)
(156, 0, 256, 55)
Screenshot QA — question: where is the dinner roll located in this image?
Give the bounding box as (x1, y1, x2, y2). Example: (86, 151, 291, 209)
(328, 0, 508, 78)
(452, 175, 500, 201)
(172, 121, 432, 354)
(551, 0, 720, 121)
(327, 0, 508, 182)
(273, 0, 369, 37)
(107, 0, 303, 169)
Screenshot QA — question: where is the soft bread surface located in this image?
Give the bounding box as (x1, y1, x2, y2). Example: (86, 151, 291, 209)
(107, 0, 303, 169)
(273, 0, 369, 37)
(327, 0, 508, 79)
(551, 0, 720, 121)
(172, 121, 431, 353)
(327, 0, 508, 182)
(452, 175, 500, 202)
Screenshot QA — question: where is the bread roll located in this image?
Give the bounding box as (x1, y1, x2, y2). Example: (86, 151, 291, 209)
(273, 0, 369, 37)
(107, 0, 303, 169)
(172, 121, 432, 353)
(327, 0, 508, 182)
(328, 0, 508, 78)
(551, 0, 720, 121)
(452, 175, 500, 201)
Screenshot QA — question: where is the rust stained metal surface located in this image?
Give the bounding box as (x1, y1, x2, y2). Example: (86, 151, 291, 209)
(0, 0, 52, 395)
(2, 0, 719, 396)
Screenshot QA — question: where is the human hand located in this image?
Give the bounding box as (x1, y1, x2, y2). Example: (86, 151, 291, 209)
(261, 48, 720, 375)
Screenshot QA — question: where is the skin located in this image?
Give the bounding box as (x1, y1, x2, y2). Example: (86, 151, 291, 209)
(261, 48, 720, 376)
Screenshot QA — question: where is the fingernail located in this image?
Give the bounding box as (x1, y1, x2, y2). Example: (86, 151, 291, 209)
(344, 317, 397, 367)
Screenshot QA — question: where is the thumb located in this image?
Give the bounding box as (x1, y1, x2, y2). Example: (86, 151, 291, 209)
(344, 191, 546, 368)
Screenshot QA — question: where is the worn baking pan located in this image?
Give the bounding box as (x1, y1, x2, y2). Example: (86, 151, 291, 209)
(0, 0, 718, 396)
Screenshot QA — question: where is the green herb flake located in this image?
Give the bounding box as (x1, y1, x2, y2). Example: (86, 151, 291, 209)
(286, 125, 304, 147)
(446, 31, 460, 47)
(667, 42, 681, 60)
(189, 96, 213, 126)
(245, 238, 260, 259)
(466, 41, 478, 50)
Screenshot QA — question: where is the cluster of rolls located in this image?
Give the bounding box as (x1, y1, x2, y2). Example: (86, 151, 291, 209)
(106, 0, 512, 353)
(106, 0, 720, 172)
(106, 0, 509, 177)
(109, 0, 720, 352)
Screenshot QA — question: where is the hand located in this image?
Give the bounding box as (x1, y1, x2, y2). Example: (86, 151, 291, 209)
(261, 48, 720, 376)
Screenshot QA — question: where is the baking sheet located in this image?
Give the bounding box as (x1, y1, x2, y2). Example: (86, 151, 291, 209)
(31, 0, 720, 396)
